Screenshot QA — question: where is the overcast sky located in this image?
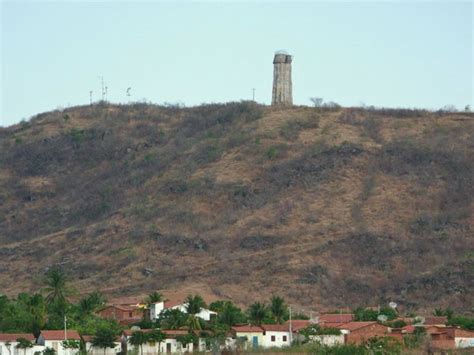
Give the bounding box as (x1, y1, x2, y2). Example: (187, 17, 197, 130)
(1, 1, 472, 127)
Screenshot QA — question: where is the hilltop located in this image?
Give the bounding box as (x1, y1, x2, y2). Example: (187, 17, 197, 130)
(1, 102, 473, 312)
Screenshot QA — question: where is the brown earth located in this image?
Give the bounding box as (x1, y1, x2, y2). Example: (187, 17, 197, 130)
(0, 102, 473, 313)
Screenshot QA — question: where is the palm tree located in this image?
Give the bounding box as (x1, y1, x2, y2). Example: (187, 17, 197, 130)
(129, 331, 148, 355)
(146, 292, 164, 305)
(218, 301, 246, 326)
(160, 309, 187, 330)
(185, 294, 206, 331)
(248, 302, 267, 326)
(79, 291, 106, 316)
(42, 267, 70, 305)
(270, 296, 288, 324)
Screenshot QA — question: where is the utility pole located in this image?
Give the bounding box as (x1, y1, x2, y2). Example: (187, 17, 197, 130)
(64, 314, 67, 340)
(252, 88, 256, 101)
(99, 76, 105, 101)
(89, 91, 93, 105)
(105, 86, 108, 102)
(288, 305, 293, 344)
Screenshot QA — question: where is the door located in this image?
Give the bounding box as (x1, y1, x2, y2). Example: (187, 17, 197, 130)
(252, 336, 258, 348)
(166, 343, 171, 353)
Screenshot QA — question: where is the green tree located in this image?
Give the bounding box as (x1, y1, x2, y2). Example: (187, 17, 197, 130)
(92, 327, 117, 355)
(61, 340, 80, 355)
(217, 301, 246, 327)
(248, 302, 267, 326)
(146, 292, 164, 305)
(78, 292, 106, 316)
(160, 309, 187, 330)
(42, 267, 71, 305)
(129, 331, 148, 355)
(42, 348, 56, 355)
(184, 295, 206, 331)
(147, 329, 166, 354)
(176, 334, 196, 352)
(15, 338, 33, 355)
(269, 296, 288, 324)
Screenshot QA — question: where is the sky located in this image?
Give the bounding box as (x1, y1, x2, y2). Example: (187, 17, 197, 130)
(1, 1, 473, 127)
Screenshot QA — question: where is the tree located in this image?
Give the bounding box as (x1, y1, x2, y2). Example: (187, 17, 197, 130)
(61, 340, 80, 355)
(146, 292, 164, 305)
(129, 331, 148, 355)
(160, 309, 187, 330)
(42, 267, 70, 305)
(217, 301, 246, 327)
(184, 294, 206, 331)
(248, 302, 267, 326)
(92, 327, 117, 355)
(147, 329, 166, 354)
(42, 348, 56, 355)
(269, 296, 288, 324)
(78, 291, 106, 316)
(176, 334, 196, 352)
(16, 338, 34, 355)
(310, 97, 323, 107)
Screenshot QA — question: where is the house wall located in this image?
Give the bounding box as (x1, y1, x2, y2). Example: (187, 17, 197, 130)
(170, 305, 216, 321)
(43, 340, 77, 355)
(99, 307, 141, 321)
(235, 332, 264, 349)
(455, 337, 474, 348)
(0, 342, 43, 355)
(85, 341, 121, 355)
(126, 339, 193, 354)
(262, 331, 291, 348)
(310, 335, 344, 346)
(345, 324, 388, 344)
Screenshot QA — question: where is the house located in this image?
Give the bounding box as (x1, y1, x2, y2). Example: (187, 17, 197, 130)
(318, 313, 354, 325)
(425, 326, 455, 351)
(149, 300, 216, 321)
(0, 334, 40, 355)
(231, 325, 265, 350)
(337, 322, 390, 344)
(97, 304, 143, 326)
(454, 328, 474, 348)
(37, 330, 81, 355)
(261, 324, 291, 348)
(81, 335, 122, 355)
(122, 329, 197, 354)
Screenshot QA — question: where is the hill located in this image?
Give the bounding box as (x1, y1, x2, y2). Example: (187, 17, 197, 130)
(1, 102, 473, 312)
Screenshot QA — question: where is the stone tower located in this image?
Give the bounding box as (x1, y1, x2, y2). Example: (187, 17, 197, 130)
(272, 51, 293, 106)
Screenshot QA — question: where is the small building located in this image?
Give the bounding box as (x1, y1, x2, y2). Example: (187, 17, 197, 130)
(261, 324, 291, 348)
(0, 334, 39, 355)
(231, 325, 265, 350)
(82, 335, 122, 355)
(97, 305, 143, 326)
(37, 330, 81, 355)
(423, 316, 448, 326)
(149, 300, 216, 322)
(337, 322, 389, 344)
(319, 313, 354, 325)
(454, 328, 474, 348)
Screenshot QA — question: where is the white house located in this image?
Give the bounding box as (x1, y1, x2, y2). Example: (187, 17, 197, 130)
(37, 330, 81, 355)
(0, 334, 41, 355)
(454, 328, 474, 349)
(149, 300, 217, 321)
(261, 324, 292, 348)
(82, 335, 122, 355)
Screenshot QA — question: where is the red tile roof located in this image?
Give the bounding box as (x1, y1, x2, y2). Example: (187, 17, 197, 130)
(122, 329, 154, 337)
(261, 324, 290, 332)
(402, 325, 416, 334)
(285, 320, 312, 332)
(337, 321, 379, 331)
(40, 330, 81, 341)
(109, 297, 145, 306)
(82, 335, 121, 342)
(320, 322, 346, 329)
(319, 314, 354, 323)
(164, 300, 182, 309)
(232, 325, 264, 333)
(454, 328, 474, 338)
(424, 316, 448, 325)
(0, 334, 35, 342)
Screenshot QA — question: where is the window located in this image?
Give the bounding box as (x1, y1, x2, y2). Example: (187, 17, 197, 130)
(271, 335, 275, 342)
(283, 336, 287, 342)
(129, 312, 133, 317)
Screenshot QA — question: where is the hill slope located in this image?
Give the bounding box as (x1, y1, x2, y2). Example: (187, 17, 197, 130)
(1, 102, 473, 312)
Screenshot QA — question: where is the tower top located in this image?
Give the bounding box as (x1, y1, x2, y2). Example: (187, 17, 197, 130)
(273, 53, 292, 64)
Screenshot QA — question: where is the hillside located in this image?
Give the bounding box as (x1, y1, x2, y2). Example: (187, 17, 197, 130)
(1, 102, 473, 312)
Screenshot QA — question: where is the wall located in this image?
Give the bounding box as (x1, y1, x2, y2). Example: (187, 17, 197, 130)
(263, 331, 291, 348)
(310, 335, 345, 346)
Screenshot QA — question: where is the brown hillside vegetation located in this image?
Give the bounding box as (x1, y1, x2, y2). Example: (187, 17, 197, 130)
(1, 102, 473, 312)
